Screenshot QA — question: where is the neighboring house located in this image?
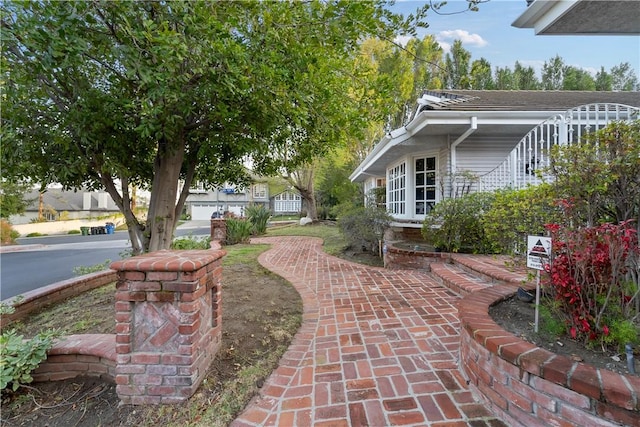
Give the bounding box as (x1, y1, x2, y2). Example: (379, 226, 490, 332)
(185, 181, 270, 220)
(512, 0, 640, 35)
(271, 190, 302, 215)
(9, 188, 120, 225)
(349, 90, 639, 233)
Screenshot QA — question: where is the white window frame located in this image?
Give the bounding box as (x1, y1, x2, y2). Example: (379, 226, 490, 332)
(414, 155, 438, 218)
(387, 161, 406, 217)
(252, 183, 267, 199)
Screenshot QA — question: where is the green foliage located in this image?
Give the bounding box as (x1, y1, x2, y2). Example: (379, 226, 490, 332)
(25, 232, 45, 237)
(245, 204, 271, 235)
(338, 206, 391, 253)
(72, 259, 112, 276)
(537, 304, 566, 339)
(0, 329, 58, 392)
(604, 321, 639, 352)
(0, 220, 20, 245)
(421, 192, 496, 253)
(545, 120, 640, 226)
(171, 235, 211, 250)
(482, 185, 561, 255)
(67, 229, 81, 235)
(1, 0, 431, 254)
(225, 218, 253, 245)
(0, 180, 34, 219)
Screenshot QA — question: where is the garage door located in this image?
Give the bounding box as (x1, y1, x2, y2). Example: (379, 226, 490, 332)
(191, 204, 218, 220)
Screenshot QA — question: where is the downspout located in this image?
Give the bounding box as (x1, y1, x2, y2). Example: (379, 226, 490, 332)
(450, 116, 478, 174)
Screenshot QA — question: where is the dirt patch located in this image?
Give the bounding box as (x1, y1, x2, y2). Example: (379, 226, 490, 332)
(1, 245, 303, 427)
(489, 296, 639, 377)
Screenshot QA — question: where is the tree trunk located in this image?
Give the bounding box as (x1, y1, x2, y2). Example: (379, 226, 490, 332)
(298, 186, 318, 221)
(147, 137, 185, 252)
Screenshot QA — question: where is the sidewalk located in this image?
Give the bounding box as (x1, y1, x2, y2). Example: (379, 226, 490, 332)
(232, 236, 506, 427)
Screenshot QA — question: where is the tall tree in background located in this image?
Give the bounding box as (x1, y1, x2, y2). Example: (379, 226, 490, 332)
(2, 0, 433, 253)
(610, 62, 639, 91)
(595, 66, 613, 91)
(444, 40, 471, 89)
(562, 65, 596, 90)
(541, 55, 565, 90)
(513, 61, 540, 90)
(494, 66, 516, 90)
(469, 58, 494, 89)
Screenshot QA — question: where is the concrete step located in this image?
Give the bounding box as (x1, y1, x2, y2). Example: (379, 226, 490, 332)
(429, 262, 494, 296)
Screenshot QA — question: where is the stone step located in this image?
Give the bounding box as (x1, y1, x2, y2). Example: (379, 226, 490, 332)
(450, 254, 528, 285)
(429, 262, 494, 296)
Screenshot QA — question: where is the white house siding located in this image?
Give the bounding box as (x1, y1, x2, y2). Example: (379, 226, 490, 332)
(455, 136, 523, 192)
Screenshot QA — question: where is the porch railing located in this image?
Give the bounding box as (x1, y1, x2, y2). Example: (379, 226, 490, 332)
(478, 103, 639, 192)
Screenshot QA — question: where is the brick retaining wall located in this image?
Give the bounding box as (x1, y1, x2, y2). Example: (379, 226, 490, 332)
(458, 284, 640, 427)
(1, 270, 117, 328)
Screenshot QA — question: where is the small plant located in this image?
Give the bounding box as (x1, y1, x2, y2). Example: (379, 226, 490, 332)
(338, 205, 391, 253)
(422, 192, 496, 253)
(67, 229, 80, 235)
(0, 220, 20, 245)
(73, 259, 112, 276)
(245, 204, 271, 235)
(171, 234, 211, 250)
(225, 218, 253, 245)
(25, 232, 45, 237)
(0, 329, 58, 392)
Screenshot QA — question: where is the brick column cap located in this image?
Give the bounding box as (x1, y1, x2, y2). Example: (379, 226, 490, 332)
(111, 249, 225, 272)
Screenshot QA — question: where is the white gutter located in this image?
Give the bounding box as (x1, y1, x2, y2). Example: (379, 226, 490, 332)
(450, 116, 477, 174)
(511, 0, 576, 34)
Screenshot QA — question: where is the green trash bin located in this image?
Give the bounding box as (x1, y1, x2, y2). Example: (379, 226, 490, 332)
(80, 226, 90, 236)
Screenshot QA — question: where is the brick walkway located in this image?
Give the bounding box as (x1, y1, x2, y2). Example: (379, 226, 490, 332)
(231, 236, 507, 427)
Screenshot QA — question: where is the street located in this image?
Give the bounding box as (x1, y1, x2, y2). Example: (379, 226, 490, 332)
(0, 222, 211, 301)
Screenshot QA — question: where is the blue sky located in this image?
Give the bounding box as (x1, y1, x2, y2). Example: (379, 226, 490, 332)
(390, 0, 640, 78)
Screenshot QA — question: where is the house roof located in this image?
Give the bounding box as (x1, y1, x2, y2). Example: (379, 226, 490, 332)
(350, 90, 640, 182)
(512, 0, 640, 35)
(24, 188, 119, 212)
(415, 90, 640, 112)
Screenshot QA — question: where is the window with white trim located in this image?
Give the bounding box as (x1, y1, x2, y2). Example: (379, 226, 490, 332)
(387, 162, 405, 215)
(415, 156, 436, 215)
(252, 184, 267, 199)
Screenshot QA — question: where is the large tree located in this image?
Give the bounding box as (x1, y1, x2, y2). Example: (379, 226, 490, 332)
(2, 0, 437, 253)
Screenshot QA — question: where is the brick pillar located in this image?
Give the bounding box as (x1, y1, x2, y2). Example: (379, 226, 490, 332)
(210, 218, 226, 244)
(110, 249, 225, 405)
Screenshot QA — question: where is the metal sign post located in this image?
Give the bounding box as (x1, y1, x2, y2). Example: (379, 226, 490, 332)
(527, 236, 552, 333)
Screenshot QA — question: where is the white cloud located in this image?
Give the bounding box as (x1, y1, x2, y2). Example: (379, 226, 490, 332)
(436, 29, 488, 53)
(394, 35, 412, 47)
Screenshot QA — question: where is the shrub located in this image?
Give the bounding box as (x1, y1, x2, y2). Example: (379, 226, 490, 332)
(0, 219, 19, 245)
(337, 206, 391, 253)
(245, 204, 271, 235)
(225, 218, 253, 245)
(67, 229, 81, 234)
(421, 192, 496, 253)
(0, 329, 58, 392)
(482, 184, 562, 255)
(171, 234, 211, 250)
(543, 220, 639, 350)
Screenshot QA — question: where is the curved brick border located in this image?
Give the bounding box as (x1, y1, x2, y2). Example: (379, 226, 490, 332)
(1, 270, 117, 328)
(1, 272, 119, 384)
(458, 285, 640, 427)
(32, 334, 116, 383)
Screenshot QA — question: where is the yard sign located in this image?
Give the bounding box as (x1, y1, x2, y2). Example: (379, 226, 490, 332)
(527, 235, 552, 333)
(527, 236, 552, 270)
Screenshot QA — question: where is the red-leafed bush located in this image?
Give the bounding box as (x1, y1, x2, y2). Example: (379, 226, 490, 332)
(544, 220, 639, 349)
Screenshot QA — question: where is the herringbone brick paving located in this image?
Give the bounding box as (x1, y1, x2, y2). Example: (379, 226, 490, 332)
(232, 236, 507, 427)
